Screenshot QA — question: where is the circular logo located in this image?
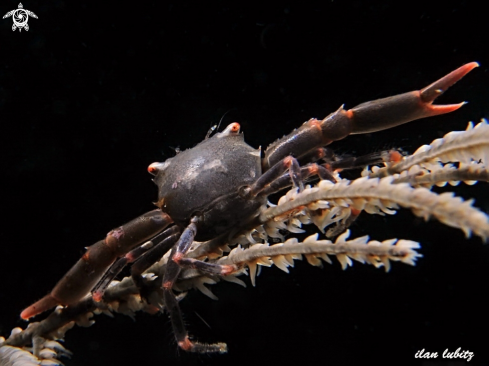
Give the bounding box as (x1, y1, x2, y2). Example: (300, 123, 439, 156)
(12, 9, 28, 28)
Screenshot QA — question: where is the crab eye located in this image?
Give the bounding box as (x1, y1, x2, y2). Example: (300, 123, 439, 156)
(221, 122, 240, 136)
(147, 164, 158, 175)
(147, 162, 168, 175)
(230, 122, 240, 132)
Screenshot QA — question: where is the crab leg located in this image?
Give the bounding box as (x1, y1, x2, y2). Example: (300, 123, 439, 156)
(246, 155, 304, 197)
(20, 209, 173, 320)
(258, 148, 400, 197)
(130, 226, 180, 285)
(91, 226, 181, 301)
(263, 62, 478, 170)
(162, 217, 228, 353)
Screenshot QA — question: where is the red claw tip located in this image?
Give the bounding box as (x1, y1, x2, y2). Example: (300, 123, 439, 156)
(21, 294, 59, 320)
(427, 101, 466, 115)
(421, 62, 479, 103)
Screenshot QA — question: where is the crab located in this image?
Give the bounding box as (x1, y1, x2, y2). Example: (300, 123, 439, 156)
(13, 62, 484, 355)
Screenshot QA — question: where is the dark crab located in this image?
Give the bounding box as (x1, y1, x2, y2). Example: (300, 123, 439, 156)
(20, 62, 478, 353)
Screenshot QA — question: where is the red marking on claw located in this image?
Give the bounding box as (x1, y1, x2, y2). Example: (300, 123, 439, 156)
(419, 62, 479, 116)
(421, 62, 479, 103)
(422, 101, 466, 116)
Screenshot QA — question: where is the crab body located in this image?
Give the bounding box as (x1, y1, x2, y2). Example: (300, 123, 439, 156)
(153, 128, 263, 240)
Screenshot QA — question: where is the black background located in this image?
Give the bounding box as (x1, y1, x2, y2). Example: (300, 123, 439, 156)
(1, 1, 489, 366)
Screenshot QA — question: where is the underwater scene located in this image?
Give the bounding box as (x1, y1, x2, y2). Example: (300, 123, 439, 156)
(1, 1, 489, 365)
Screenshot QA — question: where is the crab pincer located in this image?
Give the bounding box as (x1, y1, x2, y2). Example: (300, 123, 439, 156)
(263, 62, 479, 169)
(349, 61, 479, 134)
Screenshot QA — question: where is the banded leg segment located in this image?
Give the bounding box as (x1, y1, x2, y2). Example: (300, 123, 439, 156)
(162, 218, 229, 353)
(21, 209, 173, 320)
(325, 150, 403, 171)
(256, 163, 333, 197)
(263, 62, 478, 170)
(131, 226, 180, 286)
(259, 149, 398, 196)
(247, 156, 303, 197)
(91, 226, 181, 302)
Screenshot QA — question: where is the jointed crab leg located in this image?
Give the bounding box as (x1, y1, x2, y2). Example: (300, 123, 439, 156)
(130, 226, 180, 285)
(247, 147, 390, 198)
(21, 209, 173, 320)
(258, 149, 400, 196)
(162, 217, 228, 353)
(247, 155, 304, 196)
(263, 62, 478, 170)
(91, 226, 181, 301)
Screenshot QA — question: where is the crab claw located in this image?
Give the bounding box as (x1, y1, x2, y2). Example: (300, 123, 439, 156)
(419, 61, 479, 115)
(349, 61, 479, 134)
(263, 62, 478, 170)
